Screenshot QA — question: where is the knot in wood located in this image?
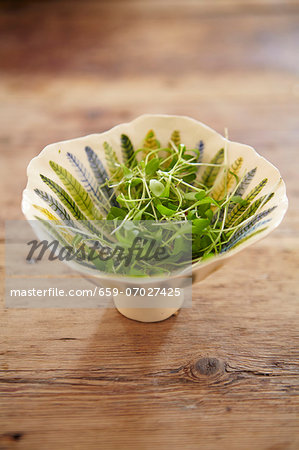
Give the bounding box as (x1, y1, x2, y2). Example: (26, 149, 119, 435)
(193, 357, 224, 376)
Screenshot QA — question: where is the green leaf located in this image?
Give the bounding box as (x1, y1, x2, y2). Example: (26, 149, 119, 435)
(133, 204, 149, 220)
(107, 206, 127, 220)
(184, 191, 198, 201)
(182, 173, 197, 184)
(173, 237, 185, 254)
(192, 218, 210, 234)
(149, 179, 165, 197)
(167, 155, 178, 170)
(130, 177, 143, 188)
(184, 190, 207, 202)
(187, 210, 197, 220)
(204, 209, 213, 220)
(202, 252, 215, 261)
(133, 210, 143, 220)
(167, 202, 177, 211)
(197, 203, 211, 217)
(196, 196, 217, 205)
(182, 154, 195, 161)
(195, 190, 206, 200)
(123, 166, 133, 179)
(162, 177, 172, 198)
(200, 235, 212, 249)
(116, 194, 128, 206)
(201, 148, 224, 188)
(230, 195, 246, 204)
(156, 204, 175, 217)
(145, 158, 160, 176)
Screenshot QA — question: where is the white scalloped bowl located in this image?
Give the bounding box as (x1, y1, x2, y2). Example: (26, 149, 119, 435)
(22, 114, 288, 322)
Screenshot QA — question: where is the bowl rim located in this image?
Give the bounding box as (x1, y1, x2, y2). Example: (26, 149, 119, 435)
(22, 113, 289, 281)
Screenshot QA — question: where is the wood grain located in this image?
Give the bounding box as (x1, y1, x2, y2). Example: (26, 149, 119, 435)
(0, 1, 299, 449)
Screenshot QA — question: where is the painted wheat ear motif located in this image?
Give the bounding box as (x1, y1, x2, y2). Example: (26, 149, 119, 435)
(49, 161, 102, 220)
(168, 130, 181, 149)
(34, 189, 74, 226)
(103, 141, 122, 181)
(121, 134, 137, 168)
(200, 148, 224, 189)
(143, 129, 160, 150)
(225, 178, 269, 227)
(212, 157, 243, 201)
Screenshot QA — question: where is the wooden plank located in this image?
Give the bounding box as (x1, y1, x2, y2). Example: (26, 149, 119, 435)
(0, 2, 299, 75)
(1, 235, 299, 449)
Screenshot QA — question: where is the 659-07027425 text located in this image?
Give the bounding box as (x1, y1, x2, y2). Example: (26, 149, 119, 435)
(9, 287, 183, 298)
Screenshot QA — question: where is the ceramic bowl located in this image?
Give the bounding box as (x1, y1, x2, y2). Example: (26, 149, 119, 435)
(22, 114, 288, 322)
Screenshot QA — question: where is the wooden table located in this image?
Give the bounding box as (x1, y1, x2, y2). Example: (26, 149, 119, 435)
(1, 1, 298, 449)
